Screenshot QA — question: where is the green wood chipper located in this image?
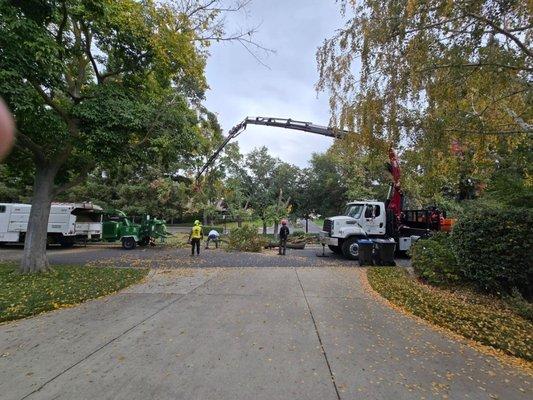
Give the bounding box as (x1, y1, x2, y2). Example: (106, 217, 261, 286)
(101, 210, 170, 249)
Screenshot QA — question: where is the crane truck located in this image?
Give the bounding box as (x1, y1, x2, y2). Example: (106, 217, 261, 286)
(319, 149, 451, 259)
(198, 116, 451, 259)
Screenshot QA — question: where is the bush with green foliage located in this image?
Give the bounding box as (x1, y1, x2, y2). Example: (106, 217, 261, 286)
(451, 205, 533, 297)
(506, 288, 533, 322)
(411, 233, 460, 286)
(227, 225, 268, 253)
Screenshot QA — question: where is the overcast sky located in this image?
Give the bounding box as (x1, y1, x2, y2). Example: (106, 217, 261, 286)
(204, 0, 344, 167)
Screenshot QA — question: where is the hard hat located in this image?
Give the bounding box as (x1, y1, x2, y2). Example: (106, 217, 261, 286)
(281, 219, 287, 225)
(194, 220, 201, 226)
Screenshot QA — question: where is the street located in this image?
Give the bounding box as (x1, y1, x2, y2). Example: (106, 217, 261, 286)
(0, 248, 530, 400)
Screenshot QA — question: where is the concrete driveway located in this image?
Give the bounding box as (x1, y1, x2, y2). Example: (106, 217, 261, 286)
(1, 256, 531, 400)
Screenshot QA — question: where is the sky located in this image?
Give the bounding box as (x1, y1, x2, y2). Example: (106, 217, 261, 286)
(204, 0, 344, 167)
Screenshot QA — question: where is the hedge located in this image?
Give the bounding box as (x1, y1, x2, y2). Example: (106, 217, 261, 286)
(451, 206, 532, 298)
(411, 233, 460, 286)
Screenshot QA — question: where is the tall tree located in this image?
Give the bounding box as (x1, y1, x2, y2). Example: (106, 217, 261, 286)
(186, 109, 227, 225)
(0, 0, 208, 272)
(317, 0, 531, 203)
(296, 152, 348, 218)
(242, 147, 278, 234)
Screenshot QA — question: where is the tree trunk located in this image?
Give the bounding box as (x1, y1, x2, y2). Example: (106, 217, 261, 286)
(262, 220, 267, 235)
(273, 222, 279, 236)
(203, 209, 208, 226)
(305, 217, 309, 233)
(237, 217, 242, 228)
(20, 163, 58, 273)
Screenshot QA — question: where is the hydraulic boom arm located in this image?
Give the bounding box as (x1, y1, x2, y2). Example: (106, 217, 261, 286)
(196, 117, 348, 180)
(386, 148, 403, 221)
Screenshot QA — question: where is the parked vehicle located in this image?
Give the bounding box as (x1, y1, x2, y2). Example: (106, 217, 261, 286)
(101, 210, 170, 250)
(320, 149, 455, 259)
(0, 202, 102, 247)
(319, 201, 450, 259)
(192, 117, 454, 261)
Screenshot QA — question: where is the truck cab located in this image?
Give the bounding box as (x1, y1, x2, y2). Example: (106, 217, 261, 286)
(320, 201, 387, 259)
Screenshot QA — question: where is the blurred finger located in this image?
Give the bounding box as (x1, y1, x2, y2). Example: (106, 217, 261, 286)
(0, 98, 15, 160)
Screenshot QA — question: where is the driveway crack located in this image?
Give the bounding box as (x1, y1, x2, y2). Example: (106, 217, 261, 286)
(294, 267, 341, 400)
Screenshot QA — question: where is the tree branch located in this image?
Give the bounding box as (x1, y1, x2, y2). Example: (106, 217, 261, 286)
(477, 89, 530, 117)
(56, 1, 68, 48)
(14, 131, 46, 163)
(185, 0, 252, 17)
(185, 0, 218, 18)
(53, 163, 95, 196)
(80, 23, 102, 84)
(28, 79, 70, 123)
(466, 12, 532, 58)
(504, 107, 533, 133)
(417, 62, 532, 73)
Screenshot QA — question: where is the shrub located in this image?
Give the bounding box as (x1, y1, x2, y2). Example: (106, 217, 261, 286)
(451, 205, 533, 297)
(227, 225, 268, 253)
(506, 288, 533, 322)
(411, 233, 460, 286)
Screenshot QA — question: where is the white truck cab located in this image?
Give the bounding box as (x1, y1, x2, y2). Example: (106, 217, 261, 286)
(320, 200, 425, 260)
(320, 201, 389, 259)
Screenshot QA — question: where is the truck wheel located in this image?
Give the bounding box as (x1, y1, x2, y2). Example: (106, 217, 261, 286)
(122, 237, 136, 250)
(328, 245, 342, 254)
(60, 241, 74, 249)
(342, 237, 361, 260)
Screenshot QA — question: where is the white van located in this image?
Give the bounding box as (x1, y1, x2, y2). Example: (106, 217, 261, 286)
(0, 202, 102, 247)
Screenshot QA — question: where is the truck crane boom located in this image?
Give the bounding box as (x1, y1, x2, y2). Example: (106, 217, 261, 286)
(196, 117, 348, 180)
(386, 148, 403, 221)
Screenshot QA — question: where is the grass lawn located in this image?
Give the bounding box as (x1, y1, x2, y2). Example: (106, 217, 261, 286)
(367, 267, 533, 361)
(0, 263, 148, 323)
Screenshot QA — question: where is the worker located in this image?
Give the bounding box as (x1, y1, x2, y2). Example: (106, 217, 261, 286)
(205, 229, 220, 249)
(189, 220, 203, 256)
(278, 219, 290, 255)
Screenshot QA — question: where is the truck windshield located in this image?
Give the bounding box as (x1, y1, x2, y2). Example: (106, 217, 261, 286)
(344, 204, 364, 219)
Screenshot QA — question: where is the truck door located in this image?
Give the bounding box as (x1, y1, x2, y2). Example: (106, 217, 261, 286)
(362, 204, 386, 236)
(0, 205, 20, 242)
(0, 205, 9, 233)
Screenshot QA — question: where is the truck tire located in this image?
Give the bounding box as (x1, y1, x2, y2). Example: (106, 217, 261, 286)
(342, 236, 362, 260)
(328, 245, 342, 254)
(122, 237, 136, 250)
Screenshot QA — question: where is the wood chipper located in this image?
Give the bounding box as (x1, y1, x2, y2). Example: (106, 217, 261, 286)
(101, 210, 170, 250)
